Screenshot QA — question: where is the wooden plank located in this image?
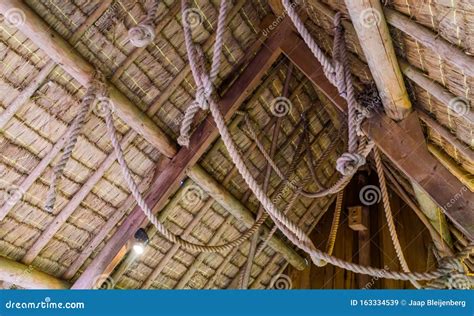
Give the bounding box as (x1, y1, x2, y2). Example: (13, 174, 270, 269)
(0, 0, 177, 156)
(71, 23, 290, 289)
(0, 256, 68, 289)
(281, 33, 474, 240)
(344, 0, 412, 120)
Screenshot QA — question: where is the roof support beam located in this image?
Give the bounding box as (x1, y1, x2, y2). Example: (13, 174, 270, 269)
(71, 22, 293, 289)
(281, 32, 474, 240)
(0, 0, 177, 157)
(344, 0, 412, 120)
(0, 256, 68, 289)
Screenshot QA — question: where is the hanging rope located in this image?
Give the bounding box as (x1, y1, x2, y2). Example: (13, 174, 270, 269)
(175, 0, 474, 285)
(177, 0, 228, 147)
(373, 147, 421, 289)
(244, 115, 374, 198)
(44, 74, 105, 212)
(128, 0, 159, 47)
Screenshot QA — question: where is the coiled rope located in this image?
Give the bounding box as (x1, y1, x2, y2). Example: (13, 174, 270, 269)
(128, 0, 159, 47)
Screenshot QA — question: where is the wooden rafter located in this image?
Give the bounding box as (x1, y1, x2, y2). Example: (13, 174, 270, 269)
(0, 256, 68, 289)
(0, 2, 113, 221)
(0, 0, 177, 156)
(281, 32, 474, 239)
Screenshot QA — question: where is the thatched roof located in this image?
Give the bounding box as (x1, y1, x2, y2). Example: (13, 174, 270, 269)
(0, 0, 472, 289)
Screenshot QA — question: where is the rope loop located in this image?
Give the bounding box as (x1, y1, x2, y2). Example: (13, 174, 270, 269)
(335, 152, 366, 175)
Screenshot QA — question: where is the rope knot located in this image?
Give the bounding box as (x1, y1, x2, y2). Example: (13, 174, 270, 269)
(128, 23, 156, 47)
(336, 152, 366, 175)
(427, 257, 472, 289)
(195, 86, 209, 110)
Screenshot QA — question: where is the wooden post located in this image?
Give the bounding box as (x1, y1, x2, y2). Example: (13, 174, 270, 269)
(0, 256, 68, 289)
(344, 0, 412, 120)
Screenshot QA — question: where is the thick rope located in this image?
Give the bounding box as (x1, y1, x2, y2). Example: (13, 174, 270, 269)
(102, 97, 271, 253)
(426, 244, 473, 289)
(44, 80, 101, 212)
(244, 115, 374, 198)
(128, 0, 159, 47)
(282, 0, 369, 176)
(373, 147, 422, 289)
(177, 2, 474, 283)
(178, 0, 228, 147)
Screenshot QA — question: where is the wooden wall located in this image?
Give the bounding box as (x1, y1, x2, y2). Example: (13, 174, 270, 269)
(288, 173, 434, 289)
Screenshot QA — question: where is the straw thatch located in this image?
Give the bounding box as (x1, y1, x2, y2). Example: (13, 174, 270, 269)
(0, 0, 472, 289)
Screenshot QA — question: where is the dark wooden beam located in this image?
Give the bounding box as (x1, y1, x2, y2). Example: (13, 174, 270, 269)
(71, 22, 291, 289)
(281, 31, 474, 240)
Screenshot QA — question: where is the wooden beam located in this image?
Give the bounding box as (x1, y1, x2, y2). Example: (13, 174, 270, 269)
(384, 8, 474, 77)
(0, 256, 68, 289)
(0, 0, 177, 156)
(188, 165, 306, 269)
(306, 0, 474, 77)
(71, 23, 289, 289)
(0, 61, 55, 130)
(281, 33, 474, 240)
(344, 0, 412, 120)
(427, 144, 474, 192)
(0, 1, 115, 221)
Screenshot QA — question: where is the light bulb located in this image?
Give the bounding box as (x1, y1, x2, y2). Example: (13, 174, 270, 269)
(133, 244, 144, 255)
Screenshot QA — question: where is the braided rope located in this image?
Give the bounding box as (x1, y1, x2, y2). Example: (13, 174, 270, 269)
(44, 83, 98, 212)
(282, 0, 368, 176)
(103, 100, 270, 252)
(178, 0, 229, 146)
(128, 0, 159, 47)
(244, 115, 374, 198)
(426, 244, 473, 289)
(373, 147, 422, 289)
